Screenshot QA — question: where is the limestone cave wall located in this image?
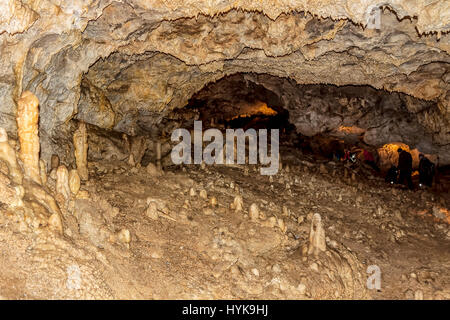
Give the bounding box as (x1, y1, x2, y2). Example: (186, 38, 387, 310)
(0, 0, 449, 164)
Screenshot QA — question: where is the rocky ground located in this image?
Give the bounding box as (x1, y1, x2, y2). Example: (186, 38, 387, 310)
(0, 145, 449, 300)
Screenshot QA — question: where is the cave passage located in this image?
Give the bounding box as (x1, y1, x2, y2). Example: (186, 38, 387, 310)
(0, 1, 449, 301)
(159, 73, 443, 179)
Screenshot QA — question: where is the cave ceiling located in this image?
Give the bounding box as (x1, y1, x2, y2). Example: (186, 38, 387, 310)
(0, 0, 449, 163)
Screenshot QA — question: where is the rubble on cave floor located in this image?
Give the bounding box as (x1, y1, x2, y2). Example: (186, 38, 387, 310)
(0, 146, 448, 300)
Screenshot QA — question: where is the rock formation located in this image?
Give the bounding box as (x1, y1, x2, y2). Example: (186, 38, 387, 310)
(308, 213, 327, 256)
(0, 128, 23, 185)
(17, 91, 41, 184)
(73, 122, 89, 181)
(0, 0, 447, 165)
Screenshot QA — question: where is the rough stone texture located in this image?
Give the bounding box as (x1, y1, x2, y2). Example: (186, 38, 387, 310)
(188, 73, 448, 160)
(0, 0, 448, 165)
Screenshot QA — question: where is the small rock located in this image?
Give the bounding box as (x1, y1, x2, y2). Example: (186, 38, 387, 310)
(414, 289, 424, 300)
(203, 208, 214, 215)
(117, 229, 131, 244)
(310, 262, 319, 272)
(272, 264, 281, 273)
(48, 213, 63, 233)
(145, 201, 159, 220)
(297, 283, 306, 295)
(267, 216, 277, 228)
(210, 196, 217, 207)
(146, 163, 159, 175)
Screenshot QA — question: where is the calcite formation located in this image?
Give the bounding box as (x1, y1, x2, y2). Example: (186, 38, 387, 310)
(249, 203, 260, 221)
(232, 195, 243, 212)
(69, 169, 81, 196)
(308, 213, 327, 256)
(0, 0, 446, 166)
(2, 1, 448, 301)
(17, 91, 41, 184)
(73, 122, 89, 181)
(56, 165, 71, 202)
(0, 128, 23, 185)
(39, 160, 47, 185)
(0, 172, 24, 208)
(50, 154, 60, 171)
(48, 212, 63, 234)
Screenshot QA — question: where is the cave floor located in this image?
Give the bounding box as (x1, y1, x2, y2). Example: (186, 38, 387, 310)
(0, 148, 449, 300)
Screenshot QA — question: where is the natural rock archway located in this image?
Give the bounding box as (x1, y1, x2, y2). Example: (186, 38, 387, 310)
(0, 0, 448, 165)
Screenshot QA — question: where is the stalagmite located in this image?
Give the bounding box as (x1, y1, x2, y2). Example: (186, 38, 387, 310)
(278, 218, 287, 233)
(249, 203, 259, 221)
(128, 153, 135, 167)
(146, 162, 161, 176)
(39, 160, 47, 185)
(210, 196, 217, 207)
(17, 91, 41, 184)
(69, 169, 81, 196)
(130, 136, 148, 166)
(267, 216, 277, 227)
(56, 165, 70, 202)
(48, 213, 63, 234)
(51, 154, 60, 171)
(199, 189, 208, 199)
(73, 122, 89, 181)
(0, 172, 24, 208)
(0, 128, 23, 185)
(308, 213, 326, 256)
(117, 229, 131, 244)
(232, 195, 243, 212)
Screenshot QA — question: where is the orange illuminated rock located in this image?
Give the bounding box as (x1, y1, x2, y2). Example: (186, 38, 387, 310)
(73, 122, 89, 181)
(17, 91, 41, 184)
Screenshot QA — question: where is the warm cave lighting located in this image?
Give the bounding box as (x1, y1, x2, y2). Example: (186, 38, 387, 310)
(231, 100, 277, 120)
(0, 0, 448, 307)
